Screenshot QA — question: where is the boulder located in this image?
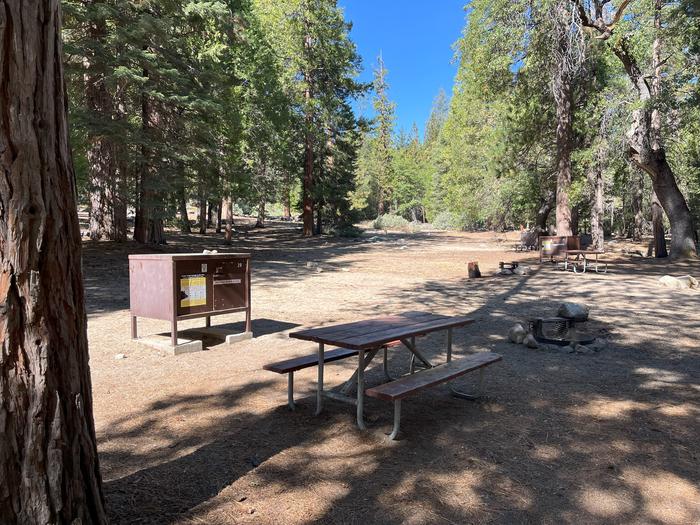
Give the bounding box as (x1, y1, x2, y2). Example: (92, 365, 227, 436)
(508, 323, 527, 344)
(513, 265, 530, 276)
(523, 333, 539, 349)
(659, 275, 698, 290)
(557, 302, 590, 321)
(561, 345, 576, 354)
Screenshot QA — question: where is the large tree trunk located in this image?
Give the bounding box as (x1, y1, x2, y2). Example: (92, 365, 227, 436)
(535, 189, 555, 232)
(85, 0, 115, 241)
(303, 125, 314, 236)
(224, 197, 234, 242)
(198, 192, 207, 234)
(629, 170, 644, 241)
(315, 201, 323, 235)
(133, 66, 165, 245)
(215, 201, 223, 234)
(621, 83, 697, 258)
(178, 188, 191, 234)
(0, 1, 108, 522)
(110, 164, 128, 242)
(109, 102, 128, 242)
(553, 72, 573, 235)
(552, 2, 575, 237)
(282, 183, 291, 220)
(588, 164, 605, 252)
(651, 190, 668, 258)
(207, 200, 215, 228)
(302, 42, 314, 237)
(255, 195, 266, 228)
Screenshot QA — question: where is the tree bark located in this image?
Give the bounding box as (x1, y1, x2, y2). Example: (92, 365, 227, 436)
(215, 201, 223, 234)
(0, 1, 108, 522)
(587, 165, 604, 252)
(224, 197, 234, 242)
(133, 65, 165, 244)
(282, 184, 291, 220)
(303, 110, 314, 236)
(198, 192, 207, 234)
(85, 0, 115, 241)
(178, 188, 191, 233)
(651, 190, 668, 258)
(315, 201, 323, 235)
(207, 200, 214, 228)
(110, 102, 128, 242)
(552, 5, 574, 237)
(629, 170, 644, 241)
(535, 189, 555, 233)
(255, 195, 266, 228)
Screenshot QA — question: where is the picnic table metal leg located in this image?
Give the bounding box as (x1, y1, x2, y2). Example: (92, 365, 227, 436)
(450, 368, 485, 400)
(357, 349, 367, 430)
(447, 328, 453, 363)
(339, 348, 379, 395)
(401, 338, 432, 369)
(287, 372, 295, 411)
(316, 343, 324, 416)
(389, 400, 401, 440)
(382, 346, 394, 382)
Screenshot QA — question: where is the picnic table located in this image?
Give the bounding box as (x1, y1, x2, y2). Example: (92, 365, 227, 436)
(269, 311, 501, 439)
(560, 249, 607, 273)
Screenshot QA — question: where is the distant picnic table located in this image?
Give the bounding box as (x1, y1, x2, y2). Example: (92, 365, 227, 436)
(265, 311, 502, 439)
(560, 249, 607, 273)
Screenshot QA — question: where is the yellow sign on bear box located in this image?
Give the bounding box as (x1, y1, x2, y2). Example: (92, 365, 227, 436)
(180, 274, 206, 307)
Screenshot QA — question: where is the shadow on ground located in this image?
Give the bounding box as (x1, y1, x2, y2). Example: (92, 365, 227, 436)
(101, 259, 699, 524)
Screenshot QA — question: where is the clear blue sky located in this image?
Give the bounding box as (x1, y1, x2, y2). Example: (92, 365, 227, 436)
(340, 1, 468, 139)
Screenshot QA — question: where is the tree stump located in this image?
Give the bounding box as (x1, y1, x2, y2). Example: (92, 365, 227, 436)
(468, 261, 481, 278)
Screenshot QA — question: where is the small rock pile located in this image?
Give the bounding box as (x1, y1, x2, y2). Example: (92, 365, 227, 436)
(495, 265, 531, 277)
(508, 302, 607, 355)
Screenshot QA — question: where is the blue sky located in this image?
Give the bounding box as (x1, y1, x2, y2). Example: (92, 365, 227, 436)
(340, 1, 468, 139)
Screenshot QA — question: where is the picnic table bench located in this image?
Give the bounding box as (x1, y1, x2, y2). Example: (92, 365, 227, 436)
(265, 311, 502, 439)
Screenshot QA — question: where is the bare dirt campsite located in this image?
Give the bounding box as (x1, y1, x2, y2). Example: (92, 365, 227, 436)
(83, 221, 700, 524)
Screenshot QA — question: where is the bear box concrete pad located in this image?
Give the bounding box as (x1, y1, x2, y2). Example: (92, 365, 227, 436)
(185, 326, 253, 344)
(135, 333, 203, 356)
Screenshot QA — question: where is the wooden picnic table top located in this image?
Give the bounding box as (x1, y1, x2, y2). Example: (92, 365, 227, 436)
(289, 311, 474, 350)
(565, 250, 605, 255)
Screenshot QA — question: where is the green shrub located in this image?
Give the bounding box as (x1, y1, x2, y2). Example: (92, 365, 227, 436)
(432, 211, 469, 231)
(372, 214, 411, 231)
(333, 225, 364, 238)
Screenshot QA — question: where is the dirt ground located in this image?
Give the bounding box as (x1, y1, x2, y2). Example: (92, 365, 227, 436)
(82, 222, 700, 525)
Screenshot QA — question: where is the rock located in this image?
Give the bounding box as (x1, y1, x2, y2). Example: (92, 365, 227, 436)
(589, 338, 607, 352)
(306, 261, 317, 268)
(315, 266, 323, 273)
(508, 324, 527, 344)
(557, 302, 590, 321)
(542, 344, 562, 352)
(114, 353, 126, 360)
(561, 345, 576, 354)
(659, 275, 699, 290)
(524, 333, 539, 349)
(513, 265, 530, 276)
(574, 344, 594, 354)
